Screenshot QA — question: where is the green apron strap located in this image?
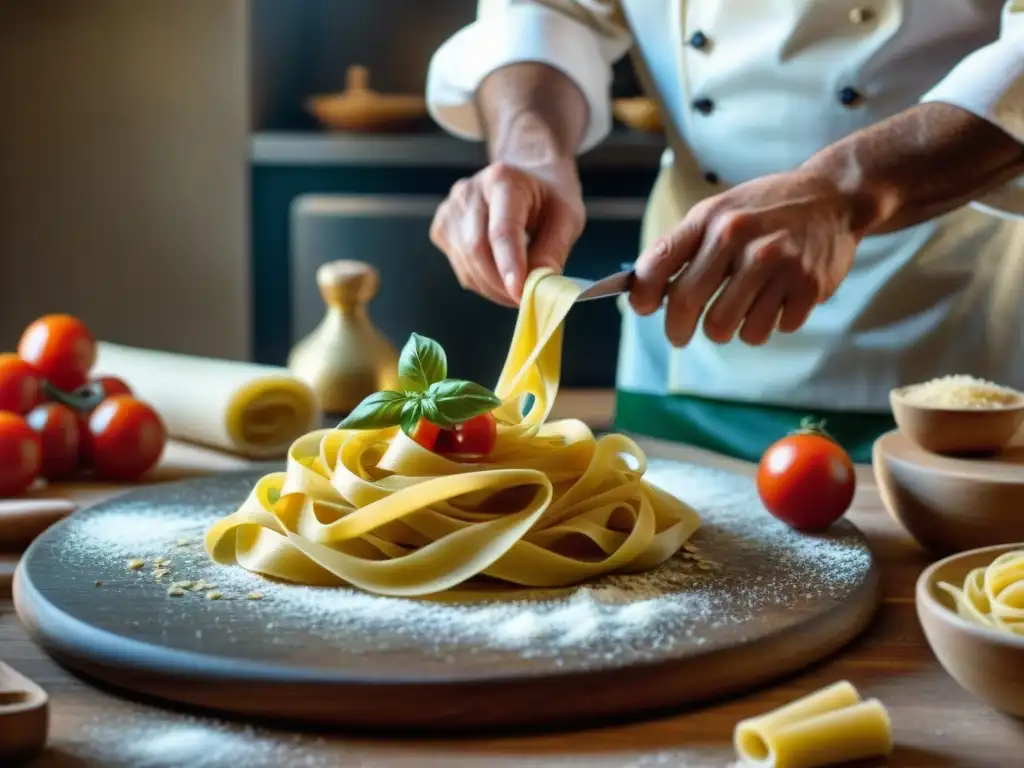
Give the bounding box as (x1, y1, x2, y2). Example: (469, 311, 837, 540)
(615, 390, 894, 464)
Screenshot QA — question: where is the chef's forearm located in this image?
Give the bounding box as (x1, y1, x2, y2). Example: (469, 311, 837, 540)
(476, 63, 589, 166)
(801, 102, 1024, 237)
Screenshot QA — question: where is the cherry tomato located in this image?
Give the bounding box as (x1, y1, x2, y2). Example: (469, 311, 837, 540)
(0, 412, 42, 496)
(62, 377, 131, 470)
(90, 375, 132, 399)
(409, 418, 441, 451)
(26, 403, 81, 481)
(18, 314, 97, 392)
(756, 420, 856, 531)
(76, 412, 94, 469)
(0, 353, 44, 414)
(89, 396, 166, 481)
(434, 412, 498, 457)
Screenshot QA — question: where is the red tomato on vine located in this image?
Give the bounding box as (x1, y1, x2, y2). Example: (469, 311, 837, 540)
(756, 419, 855, 531)
(26, 402, 81, 481)
(18, 314, 96, 392)
(0, 354, 44, 414)
(0, 412, 43, 496)
(88, 396, 166, 481)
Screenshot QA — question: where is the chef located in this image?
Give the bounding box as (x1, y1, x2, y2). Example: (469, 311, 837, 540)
(425, 1, 1024, 462)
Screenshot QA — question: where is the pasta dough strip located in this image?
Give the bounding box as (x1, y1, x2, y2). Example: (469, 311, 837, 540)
(205, 269, 700, 596)
(938, 550, 1024, 635)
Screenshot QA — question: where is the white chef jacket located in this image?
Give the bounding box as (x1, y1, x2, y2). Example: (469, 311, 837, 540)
(427, 0, 1024, 412)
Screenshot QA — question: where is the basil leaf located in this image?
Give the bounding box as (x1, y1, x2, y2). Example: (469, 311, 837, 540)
(338, 390, 407, 430)
(398, 333, 447, 393)
(400, 397, 424, 436)
(420, 395, 441, 425)
(427, 379, 501, 427)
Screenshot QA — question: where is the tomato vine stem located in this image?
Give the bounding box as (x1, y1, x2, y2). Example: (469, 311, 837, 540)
(41, 380, 105, 412)
(793, 416, 834, 440)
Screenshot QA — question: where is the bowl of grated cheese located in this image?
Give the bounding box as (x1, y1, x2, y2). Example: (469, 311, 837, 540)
(890, 376, 1024, 456)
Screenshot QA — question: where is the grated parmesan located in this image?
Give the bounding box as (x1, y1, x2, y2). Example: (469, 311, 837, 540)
(900, 375, 1022, 409)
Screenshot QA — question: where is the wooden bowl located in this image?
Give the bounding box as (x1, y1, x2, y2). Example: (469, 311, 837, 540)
(612, 97, 662, 133)
(306, 65, 427, 132)
(873, 429, 1024, 555)
(0, 662, 48, 763)
(890, 387, 1024, 456)
(917, 544, 1024, 716)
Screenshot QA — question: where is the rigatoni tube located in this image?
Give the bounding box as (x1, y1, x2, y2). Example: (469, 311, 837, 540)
(734, 681, 892, 767)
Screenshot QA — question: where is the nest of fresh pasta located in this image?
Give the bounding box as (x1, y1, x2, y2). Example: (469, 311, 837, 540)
(206, 270, 700, 597)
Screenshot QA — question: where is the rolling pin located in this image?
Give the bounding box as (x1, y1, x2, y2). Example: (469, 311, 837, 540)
(0, 499, 76, 551)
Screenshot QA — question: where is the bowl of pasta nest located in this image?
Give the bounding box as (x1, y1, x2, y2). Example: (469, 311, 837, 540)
(917, 543, 1024, 716)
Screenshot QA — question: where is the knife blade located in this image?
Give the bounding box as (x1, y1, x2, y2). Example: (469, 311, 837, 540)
(565, 268, 635, 302)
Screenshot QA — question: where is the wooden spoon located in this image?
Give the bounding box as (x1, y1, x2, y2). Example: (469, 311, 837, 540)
(0, 663, 48, 764)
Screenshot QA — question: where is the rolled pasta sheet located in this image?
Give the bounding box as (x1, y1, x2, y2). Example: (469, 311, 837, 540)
(734, 681, 892, 768)
(938, 550, 1024, 635)
(94, 343, 320, 459)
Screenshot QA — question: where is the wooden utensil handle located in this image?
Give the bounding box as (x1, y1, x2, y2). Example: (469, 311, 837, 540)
(346, 65, 370, 92)
(316, 260, 380, 306)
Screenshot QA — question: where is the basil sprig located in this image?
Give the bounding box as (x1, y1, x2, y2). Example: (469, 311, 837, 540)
(339, 333, 501, 435)
(397, 332, 447, 393)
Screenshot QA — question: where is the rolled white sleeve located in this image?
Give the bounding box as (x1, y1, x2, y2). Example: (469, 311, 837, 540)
(426, 1, 632, 154)
(921, 1, 1024, 218)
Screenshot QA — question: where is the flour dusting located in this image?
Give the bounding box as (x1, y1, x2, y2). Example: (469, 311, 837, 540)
(54, 461, 873, 666)
(64, 712, 334, 768)
(65, 709, 727, 768)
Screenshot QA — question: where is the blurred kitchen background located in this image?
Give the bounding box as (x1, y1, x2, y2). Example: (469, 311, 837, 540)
(0, 0, 664, 387)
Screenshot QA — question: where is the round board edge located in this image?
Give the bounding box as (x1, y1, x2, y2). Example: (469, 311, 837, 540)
(12, 468, 882, 730)
(14, 561, 879, 730)
(12, 469, 877, 687)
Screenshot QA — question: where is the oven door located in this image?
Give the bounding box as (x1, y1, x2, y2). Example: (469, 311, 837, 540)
(291, 194, 645, 387)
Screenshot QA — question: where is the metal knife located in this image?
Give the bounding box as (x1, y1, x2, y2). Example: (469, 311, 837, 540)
(565, 268, 635, 302)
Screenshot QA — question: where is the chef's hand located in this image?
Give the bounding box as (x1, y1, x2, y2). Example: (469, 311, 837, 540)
(630, 171, 861, 346)
(430, 157, 586, 307)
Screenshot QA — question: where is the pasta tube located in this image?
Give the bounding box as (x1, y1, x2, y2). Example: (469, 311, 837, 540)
(734, 681, 893, 767)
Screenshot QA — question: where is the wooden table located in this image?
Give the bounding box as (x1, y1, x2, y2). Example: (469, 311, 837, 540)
(2, 392, 1022, 767)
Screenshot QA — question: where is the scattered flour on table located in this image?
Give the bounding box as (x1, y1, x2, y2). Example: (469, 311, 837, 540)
(56, 461, 872, 661)
(66, 710, 726, 768)
(64, 712, 333, 768)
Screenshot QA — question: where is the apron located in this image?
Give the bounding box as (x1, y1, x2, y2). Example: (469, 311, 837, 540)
(613, 0, 1024, 462)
